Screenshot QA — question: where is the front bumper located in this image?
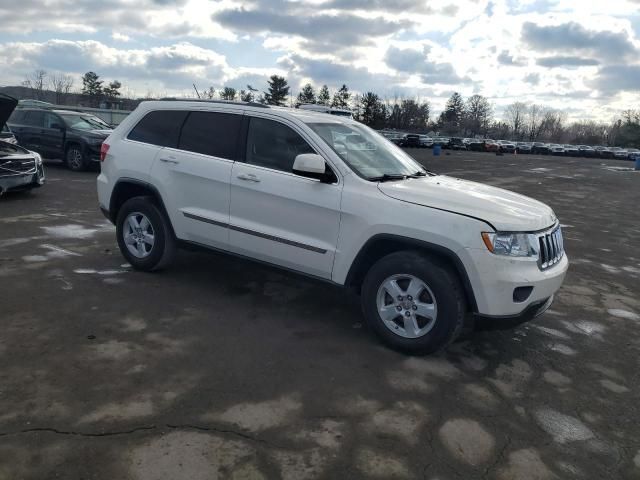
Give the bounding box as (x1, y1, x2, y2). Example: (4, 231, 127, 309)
(460, 245, 568, 318)
(474, 295, 554, 330)
(0, 163, 45, 194)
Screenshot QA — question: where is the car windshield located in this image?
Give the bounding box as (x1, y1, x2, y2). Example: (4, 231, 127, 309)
(308, 122, 428, 180)
(60, 113, 110, 130)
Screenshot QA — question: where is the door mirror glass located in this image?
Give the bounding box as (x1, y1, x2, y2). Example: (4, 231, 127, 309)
(293, 153, 325, 175)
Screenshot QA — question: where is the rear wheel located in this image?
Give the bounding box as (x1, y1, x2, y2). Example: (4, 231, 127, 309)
(116, 196, 176, 271)
(65, 145, 86, 171)
(361, 251, 466, 355)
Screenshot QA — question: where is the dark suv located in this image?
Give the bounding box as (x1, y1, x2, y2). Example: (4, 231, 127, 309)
(8, 108, 113, 171)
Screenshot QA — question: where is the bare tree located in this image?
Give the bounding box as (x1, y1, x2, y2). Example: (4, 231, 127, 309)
(23, 69, 48, 100)
(526, 104, 547, 141)
(50, 74, 74, 104)
(504, 102, 528, 140)
(464, 95, 493, 136)
(540, 110, 567, 143)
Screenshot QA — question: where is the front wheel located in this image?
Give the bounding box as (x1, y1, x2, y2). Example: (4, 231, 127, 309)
(361, 251, 466, 355)
(115, 196, 176, 271)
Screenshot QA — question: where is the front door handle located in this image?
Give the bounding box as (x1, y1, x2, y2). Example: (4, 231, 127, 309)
(159, 156, 179, 165)
(237, 173, 260, 182)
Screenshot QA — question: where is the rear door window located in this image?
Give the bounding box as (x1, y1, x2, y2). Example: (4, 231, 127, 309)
(178, 111, 242, 160)
(245, 117, 315, 172)
(128, 110, 188, 148)
(23, 111, 45, 128)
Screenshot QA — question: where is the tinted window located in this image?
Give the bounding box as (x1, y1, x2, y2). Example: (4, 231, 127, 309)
(44, 113, 61, 129)
(178, 111, 242, 159)
(24, 111, 45, 128)
(245, 117, 314, 172)
(8, 110, 25, 124)
(128, 110, 188, 147)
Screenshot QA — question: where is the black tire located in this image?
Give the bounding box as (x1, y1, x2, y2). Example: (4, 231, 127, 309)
(115, 196, 176, 271)
(361, 251, 466, 355)
(65, 144, 86, 172)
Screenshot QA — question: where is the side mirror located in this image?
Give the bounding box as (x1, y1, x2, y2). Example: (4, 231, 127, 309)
(292, 153, 336, 183)
(293, 153, 327, 180)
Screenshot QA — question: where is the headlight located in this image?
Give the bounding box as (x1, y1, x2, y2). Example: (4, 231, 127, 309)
(32, 152, 43, 165)
(481, 232, 538, 257)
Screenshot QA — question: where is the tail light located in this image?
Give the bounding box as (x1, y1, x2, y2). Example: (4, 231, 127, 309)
(100, 142, 110, 162)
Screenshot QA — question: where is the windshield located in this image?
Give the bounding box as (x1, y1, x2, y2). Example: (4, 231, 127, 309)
(60, 113, 110, 130)
(308, 122, 427, 180)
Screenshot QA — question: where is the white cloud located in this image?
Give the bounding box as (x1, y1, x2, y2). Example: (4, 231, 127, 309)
(1, 0, 639, 120)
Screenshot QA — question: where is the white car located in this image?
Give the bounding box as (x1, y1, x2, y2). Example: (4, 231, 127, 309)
(97, 100, 568, 354)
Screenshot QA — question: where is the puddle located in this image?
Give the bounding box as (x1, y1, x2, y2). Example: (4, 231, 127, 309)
(74, 268, 128, 275)
(607, 309, 639, 321)
(534, 408, 595, 443)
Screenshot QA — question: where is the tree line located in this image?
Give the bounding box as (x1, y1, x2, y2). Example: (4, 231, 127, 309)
(209, 75, 637, 146)
(16, 69, 639, 147)
(21, 69, 123, 107)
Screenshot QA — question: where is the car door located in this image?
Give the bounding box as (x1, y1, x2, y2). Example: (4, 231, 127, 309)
(148, 109, 241, 250)
(228, 115, 342, 279)
(18, 110, 46, 152)
(41, 112, 65, 158)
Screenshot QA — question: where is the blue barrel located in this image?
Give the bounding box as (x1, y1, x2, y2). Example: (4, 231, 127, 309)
(635, 155, 640, 171)
(433, 144, 442, 156)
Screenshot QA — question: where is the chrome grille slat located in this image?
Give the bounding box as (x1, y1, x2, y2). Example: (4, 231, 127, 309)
(0, 158, 37, 176)
(537, 226, 564, 270)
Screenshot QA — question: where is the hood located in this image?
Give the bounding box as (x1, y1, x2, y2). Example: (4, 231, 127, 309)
(378, 175, 557, 232)
(0, 93, 18, 129)
(0, 140, 31, 157)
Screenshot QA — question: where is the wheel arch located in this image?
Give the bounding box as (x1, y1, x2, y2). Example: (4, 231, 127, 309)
(108, 178, 170, 226)
(344, 234, 478, 313)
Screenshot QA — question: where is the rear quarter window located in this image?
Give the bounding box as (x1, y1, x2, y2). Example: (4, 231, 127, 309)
(127, 110, 188, 148)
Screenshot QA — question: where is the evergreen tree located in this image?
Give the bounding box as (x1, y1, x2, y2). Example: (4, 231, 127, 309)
(103, 80, 122, 99)
(331, 84, 350, 108)
(317, 85, 331, 105)
(438, 92, 465, 132)
(239, 89, 253, 102)
(82, 71, 103, 106)
(359, 92, 386, 128)
(297, 83, 316, 104)
(264, 75, 290, 106)
(220, 87, 237, 101)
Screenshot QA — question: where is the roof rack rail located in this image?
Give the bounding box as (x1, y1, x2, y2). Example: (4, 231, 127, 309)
(157, 98, 270, 108)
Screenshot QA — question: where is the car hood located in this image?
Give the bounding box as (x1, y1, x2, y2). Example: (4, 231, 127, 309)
(0, 140, 31, 157)
(0, 93, 18, 129)
(378, 175, 557, 232)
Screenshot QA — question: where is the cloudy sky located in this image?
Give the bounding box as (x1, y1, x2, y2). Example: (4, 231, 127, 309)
(1, 0, 639, 120)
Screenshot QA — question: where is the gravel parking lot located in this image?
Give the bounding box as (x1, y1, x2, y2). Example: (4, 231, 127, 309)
(1, 150, 639, 479)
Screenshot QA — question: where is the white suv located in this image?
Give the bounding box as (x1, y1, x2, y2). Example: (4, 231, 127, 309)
(97, 100, 568, 354)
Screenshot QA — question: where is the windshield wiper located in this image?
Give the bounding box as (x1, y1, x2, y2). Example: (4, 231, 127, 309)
(368, 173, 408, 182)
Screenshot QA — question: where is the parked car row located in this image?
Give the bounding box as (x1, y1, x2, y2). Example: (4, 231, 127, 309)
(5, 103, 114, 171)
(380, 131, 639, 160)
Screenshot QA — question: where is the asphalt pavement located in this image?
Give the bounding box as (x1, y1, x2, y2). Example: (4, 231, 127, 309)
(1, 150, 639, 479)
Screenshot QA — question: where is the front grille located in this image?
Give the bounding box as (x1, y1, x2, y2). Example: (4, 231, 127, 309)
(538, 226, 564, 270)
(0, 157, 36, 177)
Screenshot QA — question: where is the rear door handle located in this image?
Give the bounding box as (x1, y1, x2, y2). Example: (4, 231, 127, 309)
(237, 173, 260, 182)
(159, 156, 179, 165)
